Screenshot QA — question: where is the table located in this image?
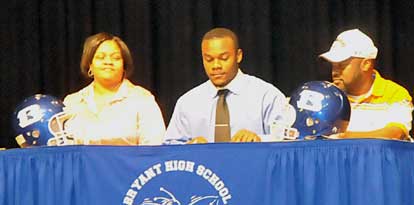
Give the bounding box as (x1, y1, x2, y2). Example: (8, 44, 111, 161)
(1, 139, 413, 205)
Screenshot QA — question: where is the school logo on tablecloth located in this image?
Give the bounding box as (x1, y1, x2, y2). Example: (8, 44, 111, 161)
(122, 160, 232, 205)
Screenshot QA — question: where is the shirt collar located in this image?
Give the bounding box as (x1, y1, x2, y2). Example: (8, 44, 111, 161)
(207, 69, 245, 98)
(347, 70, 383, 103)
(80, 79, 130, 104)
(371, 70, 386, 97)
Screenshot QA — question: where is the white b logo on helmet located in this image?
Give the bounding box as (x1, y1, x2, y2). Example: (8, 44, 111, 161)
(17, 104, 45, 128)
(296, 90, 324, 112)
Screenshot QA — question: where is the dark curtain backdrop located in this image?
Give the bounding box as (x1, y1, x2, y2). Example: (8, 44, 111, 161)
(1, 0, 414, 148)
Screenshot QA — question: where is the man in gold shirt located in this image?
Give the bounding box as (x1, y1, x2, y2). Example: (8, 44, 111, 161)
(320, 29, 413, 140)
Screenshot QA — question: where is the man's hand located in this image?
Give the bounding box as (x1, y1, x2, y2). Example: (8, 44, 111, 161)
(231, 129, 261, 142)
(187, 136, 209, 144)
(326, 133, 346, 139)
(327, 126, 407, 140)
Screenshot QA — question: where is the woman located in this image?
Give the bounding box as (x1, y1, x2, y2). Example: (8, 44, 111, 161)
(63, 32, 165, 145)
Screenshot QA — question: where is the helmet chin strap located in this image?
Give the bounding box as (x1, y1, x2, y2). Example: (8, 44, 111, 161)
(270, 122, 300, 141)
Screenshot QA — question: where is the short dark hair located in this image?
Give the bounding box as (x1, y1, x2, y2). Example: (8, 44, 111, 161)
(201, 28, 239, 49)
(80, 32, 134, 78)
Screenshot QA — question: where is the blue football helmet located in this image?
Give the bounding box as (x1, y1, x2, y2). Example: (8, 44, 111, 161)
(271, 81, 350, 140)
(12, 94, 74, 147)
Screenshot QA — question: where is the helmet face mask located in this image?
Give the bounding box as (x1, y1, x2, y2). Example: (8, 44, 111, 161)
(12, 94, 74, 147)
(271, 81, 351, 140)
(48, 112, 75, 146)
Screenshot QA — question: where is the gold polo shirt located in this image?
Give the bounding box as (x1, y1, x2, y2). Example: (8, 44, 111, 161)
(347, 70, 413, 138)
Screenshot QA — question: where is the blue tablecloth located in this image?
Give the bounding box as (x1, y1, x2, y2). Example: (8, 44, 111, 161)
(1, 139, 414, 205)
